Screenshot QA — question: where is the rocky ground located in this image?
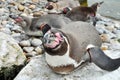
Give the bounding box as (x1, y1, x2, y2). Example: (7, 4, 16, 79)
(0, 0, 120, 80)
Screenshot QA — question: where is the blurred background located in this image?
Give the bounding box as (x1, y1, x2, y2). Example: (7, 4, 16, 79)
(88, 0, 120, 20)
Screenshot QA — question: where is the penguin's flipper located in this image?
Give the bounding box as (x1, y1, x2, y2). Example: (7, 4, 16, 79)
(87, 45, 120, 71)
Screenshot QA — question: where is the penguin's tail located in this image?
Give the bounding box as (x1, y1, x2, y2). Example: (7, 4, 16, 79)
(86, 44, 120, 71)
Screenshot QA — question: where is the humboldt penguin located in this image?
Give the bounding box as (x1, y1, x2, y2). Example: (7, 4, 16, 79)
(42, 21, 120, 74)
(65, 1, 104, 25)
(9, 14, 71, 36)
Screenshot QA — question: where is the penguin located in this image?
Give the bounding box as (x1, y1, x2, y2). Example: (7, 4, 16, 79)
(9, 14, 71, 36)
(65, 1, 104, 26)
(42, 22, 120, 74)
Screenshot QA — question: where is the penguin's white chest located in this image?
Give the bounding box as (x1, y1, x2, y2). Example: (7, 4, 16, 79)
(45, 36, 85, 68)
(45, 48, 85, 68)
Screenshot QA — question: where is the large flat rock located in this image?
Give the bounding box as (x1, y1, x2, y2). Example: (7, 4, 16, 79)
(14, 50, 120, 80)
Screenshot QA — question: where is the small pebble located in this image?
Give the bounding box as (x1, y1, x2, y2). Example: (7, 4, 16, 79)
(19, 40, 31, 47)
(35, 46, 43, 54)
(26, 51, 38, 57)
(23, 47, 34, 53)
(18, 4, 25, 11)
(33, 11, 44, 17)
(100, 34, 110, 42)
(101, 45, 108, 51)
(0, 28, 11, 34)
(29, 5, 36, 9)
(31, 38, 42, 47)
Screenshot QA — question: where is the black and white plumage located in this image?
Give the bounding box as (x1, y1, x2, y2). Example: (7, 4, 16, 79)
(42, 21, 120, 74)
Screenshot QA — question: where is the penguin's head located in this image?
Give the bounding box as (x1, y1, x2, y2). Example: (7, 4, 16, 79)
(43, 29, 68, 55)
(91, 1, 104, 12)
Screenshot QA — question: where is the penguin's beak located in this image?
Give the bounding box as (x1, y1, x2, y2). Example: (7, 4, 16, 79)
(86, 44, 120, 71)
(98, 1, 104, 7)
(100, 1, 104, 5)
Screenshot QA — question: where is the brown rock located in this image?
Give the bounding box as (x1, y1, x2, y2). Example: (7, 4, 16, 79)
(101, 46, 108, 51)
(33, 11, 44, 17)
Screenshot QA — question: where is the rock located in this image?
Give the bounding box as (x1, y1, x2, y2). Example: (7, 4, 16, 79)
(24, 8, 33, 15)
(100, 34, 110, 42)
(32, 0, 39, 3)
(35, 46, 43, 54)
(33, 11, 44, 17)
(110, 39, 120, 50)
(105, 26, 116, 32)
(0, 32, 26, 80)
(11, 25, 23, 33)
(101, 45, 108, 51)
(19, 40, 31, 47)
(0, 27, 11, 35)
(29, 4, 36, 9)
(26, 51, 38, 57)
(11, 33, 22, 42)
(1, 21, 8, 26)
(18, 4, 25, 11)
(14, 55, 120, 80)
(113, 30, 120, 38)
(114, 22, 120, 29)
(23, 47, 34, 53)
(56, 0, 79, 10)
(95, 24, 107, 34)
(5, 22, 15, 29)
(0, 8, 9, 21)
(31, 38, 42, 47)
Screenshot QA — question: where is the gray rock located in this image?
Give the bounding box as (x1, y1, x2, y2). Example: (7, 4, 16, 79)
(31, 38, 42, 47)
(11, 25, 23, 33)
(11, 32, 29, 42)
(14, 55, 120, 80)
(19, 40, 31, 47)
(5, 23, 14, 29)
(0, 32, 26, 80)
(113, 30, 120, 38)
(23, 47, 34, 53)
(11, 33, 22, 42)
(0, 27, 11, 35)
(0, 8, 9, 21)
